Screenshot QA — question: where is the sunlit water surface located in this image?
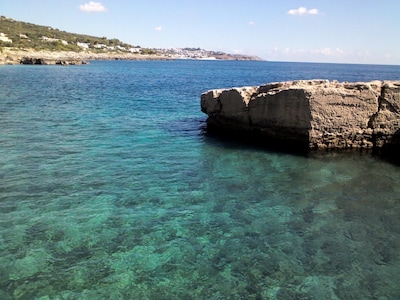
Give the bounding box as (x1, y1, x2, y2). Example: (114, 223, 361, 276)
(1, 61, 400, 299)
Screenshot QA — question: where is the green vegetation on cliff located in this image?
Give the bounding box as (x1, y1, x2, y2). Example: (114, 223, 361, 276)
(0, 16, 137, 52)
(0, 16, 262, 61)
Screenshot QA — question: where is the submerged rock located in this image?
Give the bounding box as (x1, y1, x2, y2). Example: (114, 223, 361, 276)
(201, 80, 400, 153)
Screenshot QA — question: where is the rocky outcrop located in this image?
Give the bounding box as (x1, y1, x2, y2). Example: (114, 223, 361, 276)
(201, 80, 400, 152)
(19, 57, 88, 65)
(0, 49, 90, 65)
(0, 48, 173, 65)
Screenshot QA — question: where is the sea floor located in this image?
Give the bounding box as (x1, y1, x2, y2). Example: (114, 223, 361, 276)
(1, 146, 400, 299)
(1, 61, 400, 299)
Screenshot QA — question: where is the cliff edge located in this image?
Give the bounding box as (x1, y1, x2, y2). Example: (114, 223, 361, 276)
(201, 80, 400, 153)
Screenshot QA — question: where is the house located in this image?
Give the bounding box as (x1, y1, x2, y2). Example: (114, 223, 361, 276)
(77, 42, 90, 49)
(94, 44, 107, 49)
(40, 36, 68, 45)
(41, 36, 61, 42)
(129, 47, 141, 53)
(0, 33, 12, 43)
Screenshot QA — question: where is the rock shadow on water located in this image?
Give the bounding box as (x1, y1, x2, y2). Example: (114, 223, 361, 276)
(203, 126, 310, 156)
(204, 126, 400, 168)
(376, 128, 400, 166)
(163, 117, 208, 138)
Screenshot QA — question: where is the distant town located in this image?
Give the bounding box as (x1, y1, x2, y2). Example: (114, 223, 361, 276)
(0, 17, 262, 61)
(0, 31, 257, 60)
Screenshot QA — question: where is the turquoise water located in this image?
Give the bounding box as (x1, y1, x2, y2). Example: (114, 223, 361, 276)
(1, 60, 400, 299)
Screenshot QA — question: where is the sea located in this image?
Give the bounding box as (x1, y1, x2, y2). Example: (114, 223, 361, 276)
(1, 60, 400, 299)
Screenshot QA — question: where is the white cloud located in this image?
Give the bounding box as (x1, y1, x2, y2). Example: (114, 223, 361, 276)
(154, 26, 163, 31)
(248, 21, 255, 26)
(273, 47, 305, 56)
(312, 48, 344, 56)
(316, 48, 333, 55)
(267, 47, 345, 62)
(80, 2, 107, 12)
(336, 48, 344, 54)
(308, 9, 319, 15)
(384, 53, 393, 60)
(357, 50, 371, 59)
(288, 7, 319, 15)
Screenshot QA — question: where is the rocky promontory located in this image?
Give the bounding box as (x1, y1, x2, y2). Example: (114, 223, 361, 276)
(0, 48, 173, 65)
(201, 80, 400, 153)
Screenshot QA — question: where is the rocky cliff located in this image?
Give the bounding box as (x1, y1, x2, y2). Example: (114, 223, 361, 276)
(201, 80, 400, 152)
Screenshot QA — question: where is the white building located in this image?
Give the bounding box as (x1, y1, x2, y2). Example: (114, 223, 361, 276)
(94, 44, 107, 49)
(40, 36, 68, 45)
(77, 42, 90, 49)
(41, 36, 59, 42)
(0, 33, 12, 43)
(129, 47, 141, 53)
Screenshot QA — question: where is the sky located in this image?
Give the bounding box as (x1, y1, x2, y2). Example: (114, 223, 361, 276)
(1, 0, 400, 65)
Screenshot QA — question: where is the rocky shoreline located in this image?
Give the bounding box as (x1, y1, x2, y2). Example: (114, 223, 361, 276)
(0, 48, 175, 65)
(0, 48, 260, 65)
(201, 80, 400, 157)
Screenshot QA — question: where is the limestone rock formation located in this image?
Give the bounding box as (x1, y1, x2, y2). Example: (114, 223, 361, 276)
(0, 48, 172, 65)
(201, 80, 400, 152)
(19, 57, 87, 65)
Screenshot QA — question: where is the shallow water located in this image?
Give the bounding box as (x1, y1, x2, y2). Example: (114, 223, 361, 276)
(1, 61, 400, 299)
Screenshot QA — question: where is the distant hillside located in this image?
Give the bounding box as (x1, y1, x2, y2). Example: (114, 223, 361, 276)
(0, 16, 140, 52)
(0, 16, 262, 61)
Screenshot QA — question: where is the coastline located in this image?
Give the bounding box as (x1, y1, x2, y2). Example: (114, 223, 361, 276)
(0, 48, 174, 65)
(0, 47, 262, 65)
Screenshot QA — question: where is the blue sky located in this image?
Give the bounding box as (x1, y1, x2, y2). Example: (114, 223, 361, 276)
(1, 0, 400, 65)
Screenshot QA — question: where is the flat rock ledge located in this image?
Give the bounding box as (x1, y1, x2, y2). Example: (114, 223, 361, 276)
(201, 80, 400, 155)
(0, 48, 172, 65)
(19, 57, 88, 65)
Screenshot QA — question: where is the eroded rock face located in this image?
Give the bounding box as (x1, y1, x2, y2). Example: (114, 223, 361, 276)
(201, 80, 400, 151)
(369, 81, 400, 148)
(19, 57, 87, 65)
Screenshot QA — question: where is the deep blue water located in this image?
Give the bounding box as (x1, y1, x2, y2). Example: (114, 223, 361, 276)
(1, 60, 400, 299)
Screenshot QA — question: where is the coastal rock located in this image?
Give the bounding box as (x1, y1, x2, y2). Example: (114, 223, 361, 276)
(0, 48, 173, 65)
(201, 80, 400, 151)
(19, 56, 87, 65)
